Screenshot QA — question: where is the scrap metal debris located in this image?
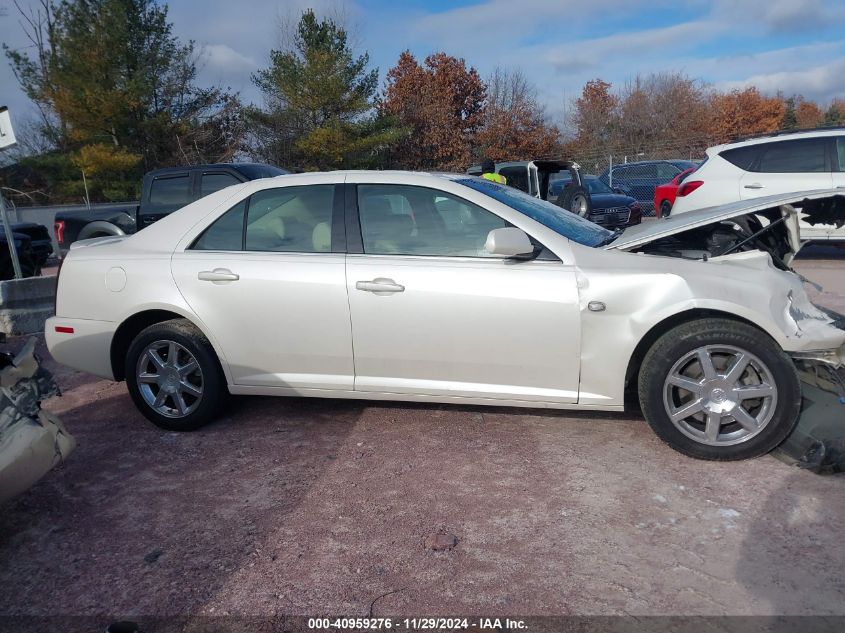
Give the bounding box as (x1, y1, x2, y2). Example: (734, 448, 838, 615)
(0, 336, 74, 504)
(773, 360, 845, 474)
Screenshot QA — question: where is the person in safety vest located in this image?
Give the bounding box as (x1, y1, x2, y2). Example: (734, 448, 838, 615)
(480, 158, 507, 185)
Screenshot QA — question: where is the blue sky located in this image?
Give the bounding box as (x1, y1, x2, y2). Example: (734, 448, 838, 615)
(2, 0, 845, 134)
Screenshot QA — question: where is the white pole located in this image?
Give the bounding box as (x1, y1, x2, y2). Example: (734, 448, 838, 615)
(608, 154, 613, 188)
(0, 107, 23, 279)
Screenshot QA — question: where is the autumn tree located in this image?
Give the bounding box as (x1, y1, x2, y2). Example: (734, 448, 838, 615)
(4, 0, 243, 202)
(782, 95, 825, 130)
(247, 10, 400, 170)
(795, 100, 824, 129)
(709, 87, 784, 143)
(825, 99, 845, 126)
(568, 79, 617, 157)
(475, 68, 560, 162)
(382, 51, 486, 171)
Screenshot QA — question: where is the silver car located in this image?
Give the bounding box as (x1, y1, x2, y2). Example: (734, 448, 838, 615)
(46, 171, 845, 461)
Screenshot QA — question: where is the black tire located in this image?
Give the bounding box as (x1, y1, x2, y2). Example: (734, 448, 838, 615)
(659, 200, 672, 218)
(638, 318, 801, 461)
(125, 319, 227, 431)
(557, 185, 592, 217)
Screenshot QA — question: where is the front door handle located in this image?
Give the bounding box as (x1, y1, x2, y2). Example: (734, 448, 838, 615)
(743, 183, 764, 190)
(355, 278, 405, 294)
(198, 268, 239, 283)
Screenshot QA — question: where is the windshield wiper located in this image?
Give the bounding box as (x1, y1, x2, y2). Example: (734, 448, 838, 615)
(595, 228, 624, 247)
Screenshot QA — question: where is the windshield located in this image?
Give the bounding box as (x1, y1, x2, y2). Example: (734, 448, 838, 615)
(585, 177, 613, 195)
(456, 177, 614, 247)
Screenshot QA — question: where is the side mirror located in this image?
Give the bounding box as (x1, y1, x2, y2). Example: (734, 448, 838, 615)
(485, 227, 535, 258)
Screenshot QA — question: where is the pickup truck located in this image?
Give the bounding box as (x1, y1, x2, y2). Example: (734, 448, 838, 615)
(53, 163, 288, 252)
(0, 223, 54, 279)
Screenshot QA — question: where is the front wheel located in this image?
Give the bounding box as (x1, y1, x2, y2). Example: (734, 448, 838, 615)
(638, 318, 801, 460)
(125, 319, 227, 431)
(659, 200, 672, 218)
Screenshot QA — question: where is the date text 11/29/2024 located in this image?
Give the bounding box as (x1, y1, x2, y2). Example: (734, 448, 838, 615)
(307, 617, 528, 630)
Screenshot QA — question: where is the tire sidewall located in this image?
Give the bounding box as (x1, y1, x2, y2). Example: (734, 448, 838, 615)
(639, 320, 801, 460)
(125, 320, 224, 431)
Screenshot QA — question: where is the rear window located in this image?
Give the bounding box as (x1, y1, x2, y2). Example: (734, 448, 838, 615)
(836, 138, 845, 172)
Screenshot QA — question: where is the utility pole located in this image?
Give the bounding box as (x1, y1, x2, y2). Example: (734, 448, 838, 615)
(0, 106, 23, 279)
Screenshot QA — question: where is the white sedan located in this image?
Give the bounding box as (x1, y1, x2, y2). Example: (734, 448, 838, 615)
(46, 171, 845, 461)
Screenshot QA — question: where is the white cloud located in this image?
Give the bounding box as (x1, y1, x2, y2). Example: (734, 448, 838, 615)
(717, 58, 845, 101)
(201, 44, 256, 76)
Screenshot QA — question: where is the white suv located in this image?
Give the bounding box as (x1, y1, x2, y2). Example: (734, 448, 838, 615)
(671, 129, 845, 241)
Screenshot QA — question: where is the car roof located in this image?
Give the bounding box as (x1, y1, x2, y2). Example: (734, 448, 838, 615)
(145, 162, 289, 178)
(708, 128, 845, 154)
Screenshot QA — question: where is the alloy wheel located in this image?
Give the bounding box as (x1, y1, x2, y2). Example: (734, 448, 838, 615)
(135, 340, 204, 418)
(662, 345, 777, 446)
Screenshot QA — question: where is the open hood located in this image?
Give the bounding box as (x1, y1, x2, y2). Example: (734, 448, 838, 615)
(606, 190, 845, 266)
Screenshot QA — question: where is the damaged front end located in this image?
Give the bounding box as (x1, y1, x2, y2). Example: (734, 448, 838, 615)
(0, 336, 74, 504)
(773, 347, 845, 474)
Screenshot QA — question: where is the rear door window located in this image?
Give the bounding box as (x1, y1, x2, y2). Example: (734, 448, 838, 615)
(245, 186, 335, 253)
(656, 163, 680, 181)
(201, 172, 241, 196)
(149, 174, 192, 213)
(756, 138, 828, 173)
(191, 185, 337, 253)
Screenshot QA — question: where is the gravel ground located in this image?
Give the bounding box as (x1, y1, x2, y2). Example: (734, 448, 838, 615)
(0, 247, 843, 621)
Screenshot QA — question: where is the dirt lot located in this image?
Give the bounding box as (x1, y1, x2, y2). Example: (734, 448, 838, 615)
(1, 247, 844, 623)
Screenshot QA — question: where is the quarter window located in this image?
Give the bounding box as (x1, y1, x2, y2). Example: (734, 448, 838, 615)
(357, 184, 508, 257)
(720, 145, 759, 171)
(836, 137, 845, 172)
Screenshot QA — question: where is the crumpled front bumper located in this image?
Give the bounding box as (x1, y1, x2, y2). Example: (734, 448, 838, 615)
(0, 338, 75, 504)
(772, 357, 845, 474)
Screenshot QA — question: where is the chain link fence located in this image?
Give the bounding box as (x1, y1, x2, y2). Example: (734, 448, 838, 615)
(570, 140, 714, 216)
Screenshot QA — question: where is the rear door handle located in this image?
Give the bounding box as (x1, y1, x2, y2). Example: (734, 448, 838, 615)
(198, 268, 239, 283)
(743, 183, 764, 190)
(355, 278, 405, 294)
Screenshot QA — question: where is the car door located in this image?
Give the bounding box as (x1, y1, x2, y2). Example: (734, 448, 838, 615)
(171, 181, 354, 390)
(739, 138, 834, 241)
(344, 178, 581, 404)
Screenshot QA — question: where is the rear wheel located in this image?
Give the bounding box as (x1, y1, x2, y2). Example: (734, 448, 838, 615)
(638, 318, 801, 460)
(659, 200, 672, 218)
(125, 319, 226, 431)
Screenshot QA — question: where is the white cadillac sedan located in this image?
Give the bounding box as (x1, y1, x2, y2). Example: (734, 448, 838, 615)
(46, 171, 845, 461)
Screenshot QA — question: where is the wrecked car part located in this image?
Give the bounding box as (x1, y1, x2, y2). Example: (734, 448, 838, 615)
(773, 358, 845, 474)
(0, 337, 74, 504)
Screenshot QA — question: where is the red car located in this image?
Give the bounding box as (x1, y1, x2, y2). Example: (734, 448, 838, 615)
(654, 167, 696, 218)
